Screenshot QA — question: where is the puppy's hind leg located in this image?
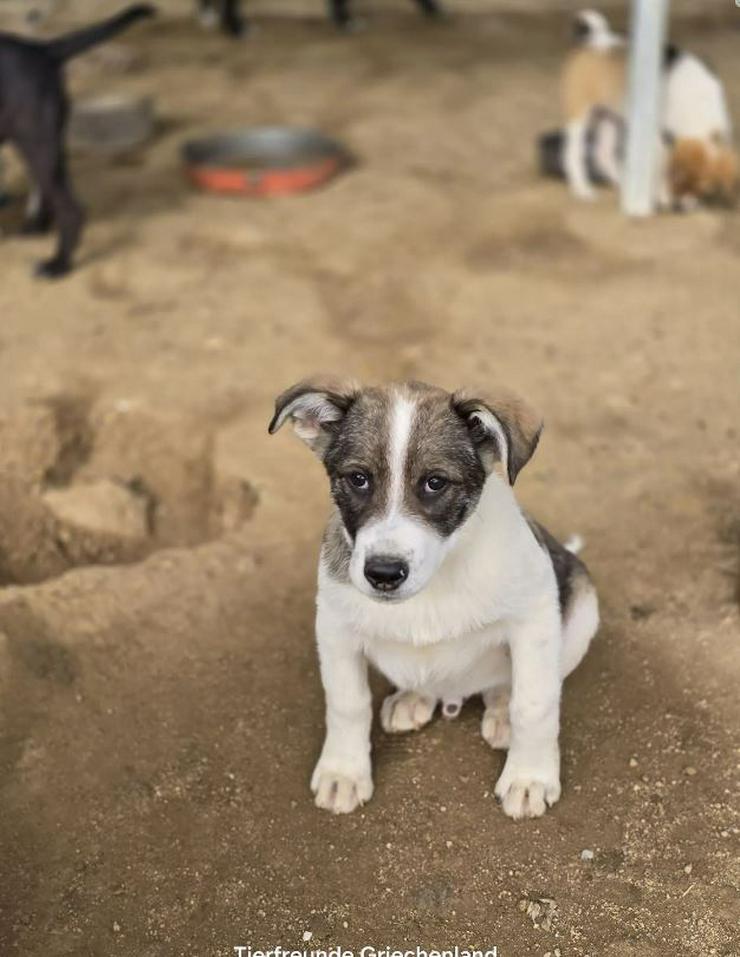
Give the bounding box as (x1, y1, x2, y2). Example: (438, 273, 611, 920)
(560, 571, 599, 680)
(381, 690, 436, 733)
(564, 115, 596, 200)
(481, 687, 511, 750)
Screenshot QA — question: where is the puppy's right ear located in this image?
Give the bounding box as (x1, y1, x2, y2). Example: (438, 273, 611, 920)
(268, 376, 359, 456)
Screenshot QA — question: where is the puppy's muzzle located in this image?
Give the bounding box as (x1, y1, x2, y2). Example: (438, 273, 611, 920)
(364, 556, 409, 593)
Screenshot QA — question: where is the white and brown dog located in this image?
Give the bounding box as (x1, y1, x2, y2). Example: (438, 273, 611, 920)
(269, 378, 599, 819)
(562, 9, 738, 208)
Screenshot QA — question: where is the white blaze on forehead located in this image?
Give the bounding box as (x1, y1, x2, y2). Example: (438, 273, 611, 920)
(386, 391, 417, 519)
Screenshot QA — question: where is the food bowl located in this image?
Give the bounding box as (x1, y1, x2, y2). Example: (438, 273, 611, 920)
(182, 127, 351, 197)
(69, 93, 155, 155)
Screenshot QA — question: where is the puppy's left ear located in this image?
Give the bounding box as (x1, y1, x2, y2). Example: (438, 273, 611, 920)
(268, 375, 359, 456)
(453, 388, 543, 485)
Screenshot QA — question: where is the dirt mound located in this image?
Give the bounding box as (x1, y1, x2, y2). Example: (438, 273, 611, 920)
(0, 395, 258, 585)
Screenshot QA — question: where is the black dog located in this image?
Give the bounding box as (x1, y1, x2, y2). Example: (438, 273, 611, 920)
(199, 0, 442, 36)
(0, 4, 156, 278)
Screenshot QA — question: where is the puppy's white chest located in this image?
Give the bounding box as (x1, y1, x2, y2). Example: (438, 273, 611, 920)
(364, 624, 509, 698)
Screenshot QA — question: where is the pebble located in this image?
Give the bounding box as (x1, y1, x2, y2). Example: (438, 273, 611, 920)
(580, 849, 594, 861)
(629, 757, 638, 767)
(684, 864, 693, 875)
(302, 931, 313, 942)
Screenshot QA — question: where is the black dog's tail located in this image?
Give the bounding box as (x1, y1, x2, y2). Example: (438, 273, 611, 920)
(48, 4, 156, 62)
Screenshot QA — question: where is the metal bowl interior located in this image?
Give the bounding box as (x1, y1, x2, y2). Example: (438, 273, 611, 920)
(182, 127, 350, 172)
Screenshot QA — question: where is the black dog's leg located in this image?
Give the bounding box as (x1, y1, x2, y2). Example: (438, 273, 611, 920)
(412, 0, 443, 17)
(198, 0, 246, 36)
(21, 187, 53, 235)
(17, 138, 84, 278)
(220, 0, 246, 36)
(198, 0, 216, 27)
(328, 0, 353, 31)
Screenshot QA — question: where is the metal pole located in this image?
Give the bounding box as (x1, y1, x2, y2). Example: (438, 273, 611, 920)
(621, 0, 670, 217)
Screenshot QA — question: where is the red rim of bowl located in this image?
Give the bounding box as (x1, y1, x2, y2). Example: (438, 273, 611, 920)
(182, 128, 351, 196)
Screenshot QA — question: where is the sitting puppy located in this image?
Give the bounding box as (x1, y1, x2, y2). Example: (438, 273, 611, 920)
(561, 9, 738, 208)
(0, 4, 155, 278)
(270, 378, 599, 818)
(197, 0, 442, 36)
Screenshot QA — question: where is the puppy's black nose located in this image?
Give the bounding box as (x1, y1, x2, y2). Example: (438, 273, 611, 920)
(364, 556, 409, 592)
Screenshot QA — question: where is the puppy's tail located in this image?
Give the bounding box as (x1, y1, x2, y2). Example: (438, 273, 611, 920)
(572, 9, 623, 50)
(48, 4, 156, 61)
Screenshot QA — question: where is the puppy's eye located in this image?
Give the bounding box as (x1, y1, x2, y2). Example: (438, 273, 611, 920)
(423, 475, 448, 494)
(347, 471, 371, 491)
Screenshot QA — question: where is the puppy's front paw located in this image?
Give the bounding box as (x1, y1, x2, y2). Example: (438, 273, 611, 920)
(494, 753, 561, 819)
(380, 690, 436, 733)
(311, 760, 373, 814)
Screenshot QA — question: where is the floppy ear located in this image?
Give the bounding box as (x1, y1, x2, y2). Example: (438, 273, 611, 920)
(453, 388, 543, 485)
(268, 376, 359, 456)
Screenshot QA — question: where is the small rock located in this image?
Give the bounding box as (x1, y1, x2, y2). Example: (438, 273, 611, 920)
(520, 897, 557, 931)
(112, 921, 121, 933)
(302, 932, 313, 943)
(629, 757, 638, 768)
(580, 849, 594, 861)
(684, 864, 693, 875)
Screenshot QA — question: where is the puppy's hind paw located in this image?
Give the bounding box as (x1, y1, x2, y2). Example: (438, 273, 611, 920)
(381, 690, 436, 733)
(311, 763, 373, 815)
(481, 701, 511, 750)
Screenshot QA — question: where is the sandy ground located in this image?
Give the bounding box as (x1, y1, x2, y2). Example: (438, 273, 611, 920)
(0, 6, 738, 956)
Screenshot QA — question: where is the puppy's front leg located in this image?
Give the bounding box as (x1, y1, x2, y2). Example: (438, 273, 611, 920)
(311, 616, 373, 814)
(564, 116, 596, 200)
(495, 600, 562, 819)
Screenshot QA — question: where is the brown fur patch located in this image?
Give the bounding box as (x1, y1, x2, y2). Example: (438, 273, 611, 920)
(561, 47, 626, 121)
(453, 387, 543, 485)
(669, 138, 740, 206)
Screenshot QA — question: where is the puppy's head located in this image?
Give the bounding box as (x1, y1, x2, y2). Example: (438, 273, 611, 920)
(668, 136, 739, 209)
(572, 9, 622, 50)
(269, 377, 542, 602)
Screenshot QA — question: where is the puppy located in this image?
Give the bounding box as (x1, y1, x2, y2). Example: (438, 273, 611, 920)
(269, 378, 599, 819)
(197, 0, 442, 37)
(561, 9, 738, 207)
(662, 49, 738, 209)
(0, 4, 155, 278)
